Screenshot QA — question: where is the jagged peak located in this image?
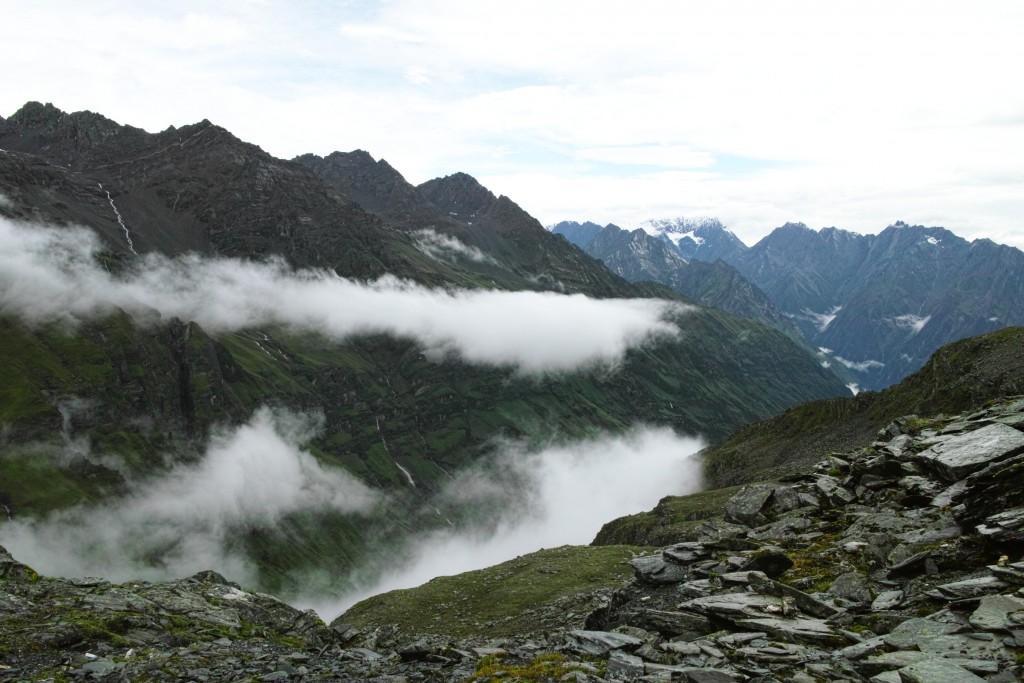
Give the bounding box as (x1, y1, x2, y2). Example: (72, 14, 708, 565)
(8, 100, 65, 124)
(636, 216, 730, 236)
(418, 171, 496, 217)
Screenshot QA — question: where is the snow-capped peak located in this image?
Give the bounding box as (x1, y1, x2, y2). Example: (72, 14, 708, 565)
(635, 217, 727, 238)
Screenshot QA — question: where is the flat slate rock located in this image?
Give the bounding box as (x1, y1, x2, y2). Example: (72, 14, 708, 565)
(734, 617, 846, 646)
(606, 649, 644, 680)
(629, 555, 690, 584)
(567, 630, 643, 656)
(930, 575, 1007, 600)
(916, 423, 1024, 480)
(883, 616, 965, 649)
(968, 594, 1024, 631)
(895, 658, 987, 683)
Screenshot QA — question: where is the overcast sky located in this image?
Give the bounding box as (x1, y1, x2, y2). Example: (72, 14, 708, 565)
(3, 1, 1022, 248)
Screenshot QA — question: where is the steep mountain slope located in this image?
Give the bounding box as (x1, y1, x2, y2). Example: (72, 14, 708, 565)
(0, 102, 465, 285)
(698, 325, 1024, 488)
(0, 101, 848, 597)
(292, 150, 441, 227)
(732, 222, 1024, 389)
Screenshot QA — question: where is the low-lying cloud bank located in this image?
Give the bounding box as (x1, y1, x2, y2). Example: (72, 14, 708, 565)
(0, 218, 686, 373)
(0, 406, 703, 620)
(307, 426, 705, 620)
(0, 408, 379, 584)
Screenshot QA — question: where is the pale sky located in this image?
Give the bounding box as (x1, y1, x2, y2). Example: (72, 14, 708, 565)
(3, 1, 1023, 248)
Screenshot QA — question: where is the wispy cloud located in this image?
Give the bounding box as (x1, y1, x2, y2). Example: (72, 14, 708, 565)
(412, 228, 493, 264)
(834, 356, 885, 373)
(0, 408, 378, 585)
(305, 425, 705, 619)
(0, 219, 685, 373)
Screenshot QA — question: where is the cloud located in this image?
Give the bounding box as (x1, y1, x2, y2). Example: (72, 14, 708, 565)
(0, 218, 685, 373)
(412, 228, 494, 264)
(833, 356, 885, 373)
(0, 408, 379, 584)
(305, 426, 705, 619)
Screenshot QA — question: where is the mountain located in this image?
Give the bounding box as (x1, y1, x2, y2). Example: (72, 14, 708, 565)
(635, 216, 749, 263)
(548, 220, 605, 249)
(731, 221, 1024, 390)
(552, 222, 798, 336)
(0, 102, 848, 596)
(294, 153, 634, 296)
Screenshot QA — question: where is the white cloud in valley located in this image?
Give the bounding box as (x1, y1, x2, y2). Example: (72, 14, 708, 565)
(0, 218, 685, 373)
(306, 426, 705, 620)
(0, 408, 379, 584)
(1, 2, 1022, 248)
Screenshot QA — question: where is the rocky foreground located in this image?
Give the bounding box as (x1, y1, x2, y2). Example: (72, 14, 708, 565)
(3, 398, 1024, 681)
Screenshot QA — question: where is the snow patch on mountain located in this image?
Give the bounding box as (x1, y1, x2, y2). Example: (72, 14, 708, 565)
(665, 232, 704, 247)
(802, 306, 843, 332)
(889, 313, 931, 334)
(635, 217, 727, 239)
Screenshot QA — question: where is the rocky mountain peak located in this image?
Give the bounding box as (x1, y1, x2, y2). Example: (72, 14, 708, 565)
(294, 149, 447, 226)
(2, 102, 145, 167)
(777, 221, 812, 233)
(547, 220, 605, 249)
(418, 171, 496, 219)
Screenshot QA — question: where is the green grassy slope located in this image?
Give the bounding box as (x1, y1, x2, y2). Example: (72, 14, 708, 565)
(701, 326, 1024, 489)
(336, 545, 643, 637)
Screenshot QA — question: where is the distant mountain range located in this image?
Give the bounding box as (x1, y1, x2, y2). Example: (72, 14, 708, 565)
(552, 217, 1024, 390)
(552, 221, 797, 337)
